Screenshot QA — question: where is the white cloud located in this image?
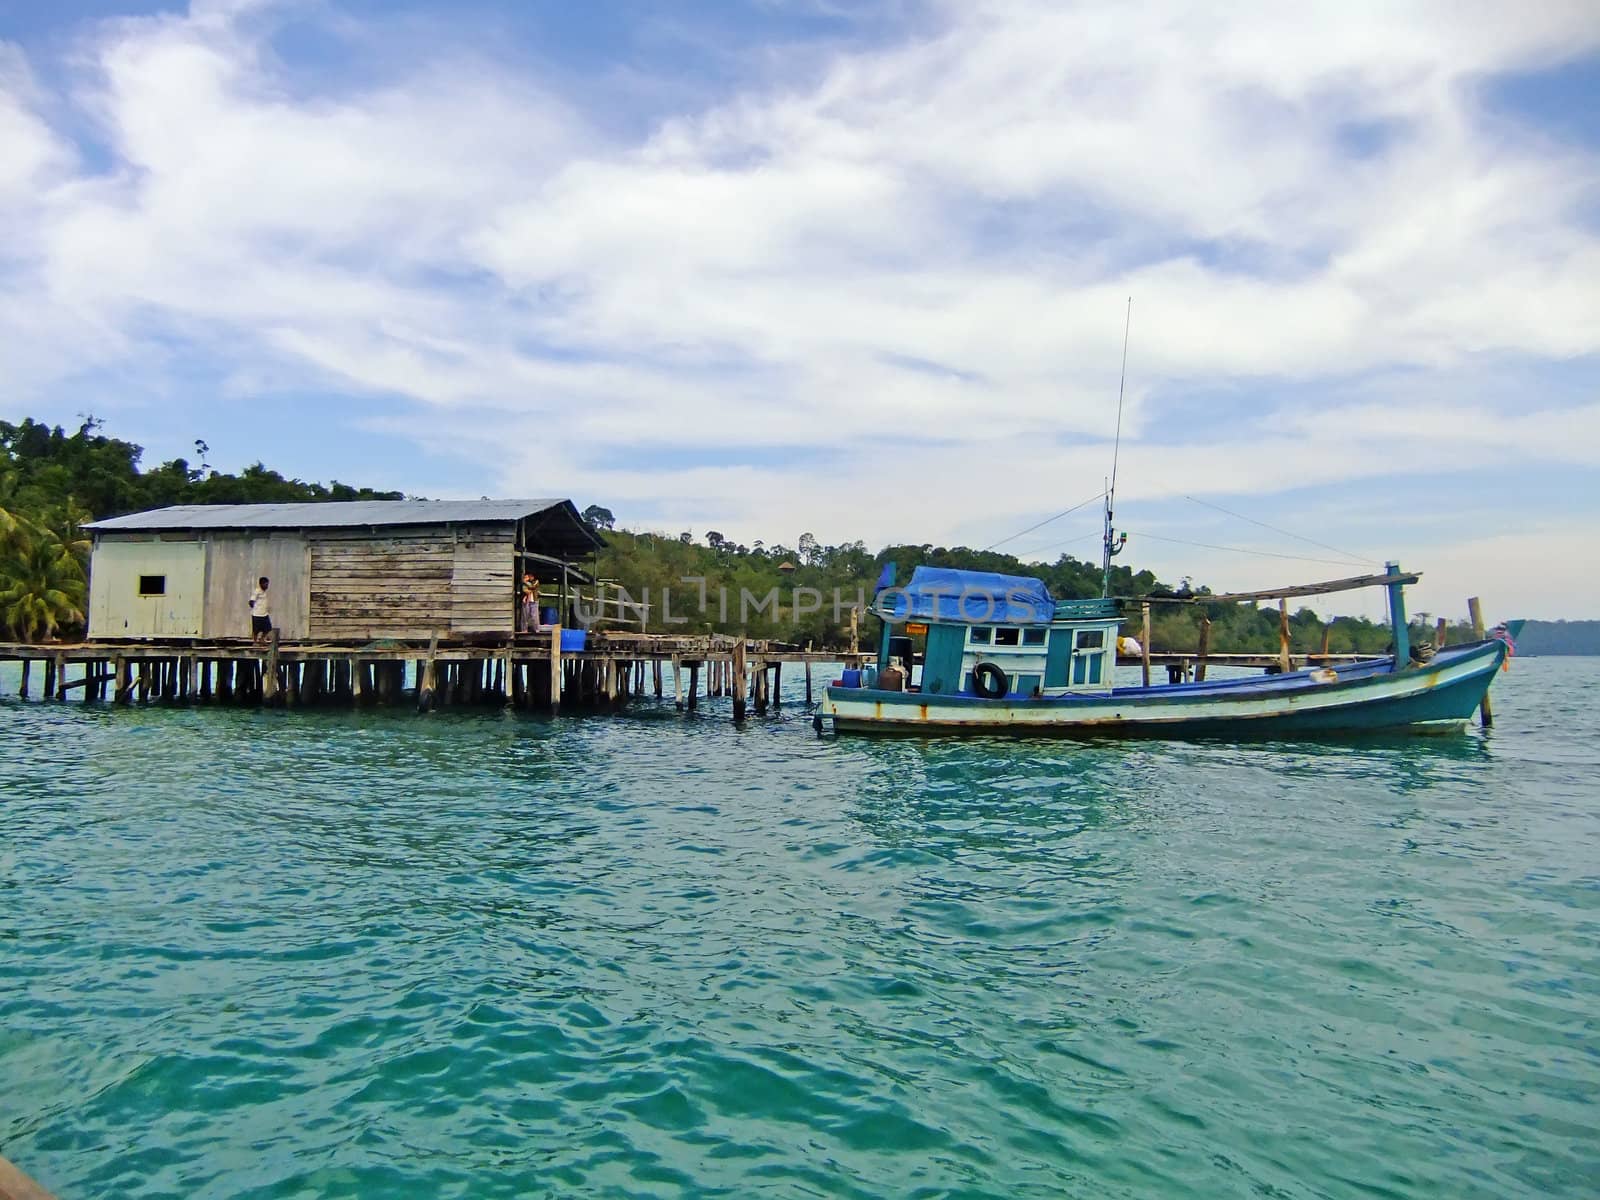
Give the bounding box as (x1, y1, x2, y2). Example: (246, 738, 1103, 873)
(2, 0, 1599, 609)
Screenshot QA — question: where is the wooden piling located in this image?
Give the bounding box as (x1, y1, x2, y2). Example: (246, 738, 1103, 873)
(1468, 596, 1493, 727)
(549, 626, 563, 713)
(732, 638, 748, 721)
(418, 634, 438, 711)
(804, 658, 813, 706)
(1195, 616, 1211, 682)
(772, 661, 782, 707)
(653, 659, 663, 697)
(114, 656, 131, 704)
(671, 656, 682, 710)
(136, 659, 150, 704)
(18, 658, 29, 699)
(1141, 602, 1152, 688)
(263, 631, 281, 704)
(687, 662, 699, 711)
(1278, 598, 1292, 675)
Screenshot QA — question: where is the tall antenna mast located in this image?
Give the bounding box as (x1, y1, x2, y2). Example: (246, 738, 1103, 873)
(1102, 297, 1132, 597)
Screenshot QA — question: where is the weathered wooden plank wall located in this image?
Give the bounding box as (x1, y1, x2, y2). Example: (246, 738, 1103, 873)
(202, 532, 312, 639)
(308, 526, 461, 640)
(451, 527, 515, 634)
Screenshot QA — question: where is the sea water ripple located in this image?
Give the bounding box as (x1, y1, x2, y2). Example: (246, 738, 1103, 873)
(1, 659, 1597, 1197)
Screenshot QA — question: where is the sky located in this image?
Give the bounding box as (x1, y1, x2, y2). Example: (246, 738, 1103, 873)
(1, 0, 1597, 622)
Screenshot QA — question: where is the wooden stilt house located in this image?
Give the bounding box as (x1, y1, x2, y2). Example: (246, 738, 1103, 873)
(83, 499, 604, 641)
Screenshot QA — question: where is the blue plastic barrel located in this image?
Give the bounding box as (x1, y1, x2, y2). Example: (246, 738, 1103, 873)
(840, 668, 862, 688)
(541, 606, 559, 626)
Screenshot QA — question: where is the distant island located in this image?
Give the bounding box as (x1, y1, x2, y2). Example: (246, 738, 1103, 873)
(1512, 621, 1600, 656)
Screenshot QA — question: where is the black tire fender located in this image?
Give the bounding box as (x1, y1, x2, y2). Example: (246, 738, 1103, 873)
(971, 661, 1008, 699)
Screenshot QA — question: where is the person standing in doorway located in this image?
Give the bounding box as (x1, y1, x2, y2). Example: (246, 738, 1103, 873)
(521, 574, 542, 633)
(250, 576, 272, 644)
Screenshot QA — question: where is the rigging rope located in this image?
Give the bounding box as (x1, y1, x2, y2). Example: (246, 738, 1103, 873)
(981, 489, 1107, 552)
(1182, 495, 1375, 565)
(1126, 530, 1375, 568)
(1009, 529, 1105, 561)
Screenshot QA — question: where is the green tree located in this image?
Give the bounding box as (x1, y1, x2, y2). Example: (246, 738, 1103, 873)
(0, 530, 87, 642)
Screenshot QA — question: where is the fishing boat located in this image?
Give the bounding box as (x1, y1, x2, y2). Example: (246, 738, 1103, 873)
(817, 563, 1507, 737)
(820, 307, 1506, 738)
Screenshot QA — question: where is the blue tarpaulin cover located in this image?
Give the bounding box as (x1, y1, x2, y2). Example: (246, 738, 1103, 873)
(878, 566, 1055, 625)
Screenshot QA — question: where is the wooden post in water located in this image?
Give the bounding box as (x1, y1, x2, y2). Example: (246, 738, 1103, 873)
(671, 656, 682, 710)
(1195, 616, 1211, 682)
(1468, 596, 1493, 727)
(19, 658, 29, 699)
(653, 659, 663, 697)
(136, 660, 150, 704)
(41, 656, 55, 700)
(732, 637, 748, 721)
(263, 631, 281, 705)
(114, 656, 131, 704)
(804, 659, 813, 706)
(548, 626, 563, 713)
(771, 661, 782, 708)
(418, 634, 438, 711)
(1278, 598, 1292, 675)
(1141, 602, 1152, 688)
(687, 662, 699, 711)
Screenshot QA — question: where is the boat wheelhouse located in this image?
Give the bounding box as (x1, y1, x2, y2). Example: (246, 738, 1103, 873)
(873, 567, 1120, 699)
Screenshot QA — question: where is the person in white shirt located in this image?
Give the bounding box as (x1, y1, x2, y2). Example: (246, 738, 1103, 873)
(250, 576, 272, 644)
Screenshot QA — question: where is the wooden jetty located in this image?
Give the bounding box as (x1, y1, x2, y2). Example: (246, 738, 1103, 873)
(0, 629, 869, 720)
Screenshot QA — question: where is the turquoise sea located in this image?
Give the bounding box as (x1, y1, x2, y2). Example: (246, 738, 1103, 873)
(1, 658, 1596, 1198)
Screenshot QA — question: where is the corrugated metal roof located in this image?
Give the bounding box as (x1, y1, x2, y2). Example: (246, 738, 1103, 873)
(85, 499, 573, 532)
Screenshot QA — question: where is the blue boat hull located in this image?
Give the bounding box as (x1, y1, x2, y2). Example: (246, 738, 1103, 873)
(822, 640, 1506, 738)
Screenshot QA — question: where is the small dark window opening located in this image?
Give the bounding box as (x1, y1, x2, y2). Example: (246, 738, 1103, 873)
(994, 627, 1021, 646)
(1023, 628, 1047, 645)
(1076, 630, 1105, 649)
(970, 627, 992, 644)
(138, 575, 166, 597)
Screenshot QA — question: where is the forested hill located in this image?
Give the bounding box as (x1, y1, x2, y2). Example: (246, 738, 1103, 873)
(0, 414, 1477, 653)
(1514, 621, 1600, 655)
(592, 528, 1457, 654)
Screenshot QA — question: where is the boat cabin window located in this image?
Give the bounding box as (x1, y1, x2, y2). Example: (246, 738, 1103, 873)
(1023, 628, 1046, 646)
(1074, 630, 1104, 649)
(994, 627, 1020, 646)
(969, 627, 991, 645)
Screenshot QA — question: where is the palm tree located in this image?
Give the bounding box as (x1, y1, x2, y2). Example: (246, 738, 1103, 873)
(0, 530, 87, 642)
